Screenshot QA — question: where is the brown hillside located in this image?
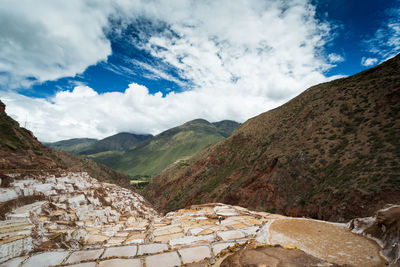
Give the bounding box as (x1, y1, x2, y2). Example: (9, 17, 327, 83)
(144, 54, 400, 222)
(0, 101, 130, 187)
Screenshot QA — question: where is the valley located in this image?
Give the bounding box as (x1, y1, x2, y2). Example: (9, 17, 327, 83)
(1, 43, 399, 267)
(1, 1, 400, 266)
(46, 119, 240, 181)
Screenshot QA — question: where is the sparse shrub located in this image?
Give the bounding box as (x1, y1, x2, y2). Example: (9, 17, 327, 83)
(343, 122, 356, 134)
(370, 120, 380, 126)
(266, 207, 276, 213)
(328, 134, 337, 140)
(340, 103, 349, 114)
(329, 138, 349, 155)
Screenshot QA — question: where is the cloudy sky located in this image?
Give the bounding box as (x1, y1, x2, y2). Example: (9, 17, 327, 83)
(1, 0, 399, 142)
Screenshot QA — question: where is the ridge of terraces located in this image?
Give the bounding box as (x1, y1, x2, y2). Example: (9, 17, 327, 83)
(0, 172, 397, 267)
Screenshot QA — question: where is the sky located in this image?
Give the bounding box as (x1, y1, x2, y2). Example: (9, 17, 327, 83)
(0, 0, 399, 142)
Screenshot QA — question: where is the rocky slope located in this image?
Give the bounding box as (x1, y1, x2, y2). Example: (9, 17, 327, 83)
(144, 54, 400, 221)
(0, 101, 58, 172)
(89, 119, 240, 179)
(0, 101, 131, 187)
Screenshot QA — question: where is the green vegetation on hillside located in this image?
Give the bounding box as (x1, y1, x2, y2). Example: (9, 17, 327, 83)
(45, 138, 98, 154)
(45, 133, 153, 156)
(77, 132, 153, 155)
(212, 120, 241, 137)
(88, 119, 239, 179)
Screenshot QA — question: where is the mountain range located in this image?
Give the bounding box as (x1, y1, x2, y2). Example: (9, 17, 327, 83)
(3, 54, 400, 223)
(45, 119, 240, 179)
(143, 53, 400, 222)
(45, 132, 153, 155)
(1, 54, 399, 267)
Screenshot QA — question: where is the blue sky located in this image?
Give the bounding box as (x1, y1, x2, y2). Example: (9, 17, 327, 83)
(316, 0, 399, 75)
(0, 0, 399, 141)
(21, 0, 400, 97)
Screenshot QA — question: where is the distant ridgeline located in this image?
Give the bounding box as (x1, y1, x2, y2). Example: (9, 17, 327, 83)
(45, 119, 240, 182)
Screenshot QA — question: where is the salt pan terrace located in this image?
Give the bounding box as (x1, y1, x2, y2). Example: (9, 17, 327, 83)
(0, 173, 387, 266)
(0, 172, 157, 264)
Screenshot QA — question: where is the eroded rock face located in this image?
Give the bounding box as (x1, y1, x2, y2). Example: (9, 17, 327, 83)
(349, 204, 400, 266)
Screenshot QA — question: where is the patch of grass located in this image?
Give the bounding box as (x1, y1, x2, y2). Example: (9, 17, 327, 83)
(130, 180, 149, 189)
(201, 161, 240, 193)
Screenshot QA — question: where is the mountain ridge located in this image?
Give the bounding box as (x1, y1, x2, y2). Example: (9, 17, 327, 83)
(44, 138, 98, 154)
(77, 132, 153, 155)
(88, 118, 240, 179)
(143, 54, 400, 221)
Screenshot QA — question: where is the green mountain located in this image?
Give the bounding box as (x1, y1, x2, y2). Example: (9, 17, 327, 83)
(143, 54, 400, 221)
(77, 132, 153, 155)
(45, 138, 98, 154)
(88, 119, 240, 179)
(212, 120, 241, 137)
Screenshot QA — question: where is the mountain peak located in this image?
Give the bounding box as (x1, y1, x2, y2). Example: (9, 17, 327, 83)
(183, 118, 211, 125)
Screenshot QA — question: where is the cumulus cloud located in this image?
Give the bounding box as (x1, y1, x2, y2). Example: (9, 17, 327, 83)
(361, 57, 378, 67)
(0, 0, 112, 87)
(138, 0, 333, 98)
(328, 53, 345, 63)
(0, 0, 341, 141)
(2, 83, 276, 141)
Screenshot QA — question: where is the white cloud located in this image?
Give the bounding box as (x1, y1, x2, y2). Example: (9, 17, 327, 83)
(0, 0, 112, 86)
(328, 53, 345, 63)
(363, 8, 400, 62)
(130, 59, 187, 87)
(0, 0, 341, 141)
(138, 0, 332, 99)
(361, 57, 378, 67)
(1, 83, 276, 141)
